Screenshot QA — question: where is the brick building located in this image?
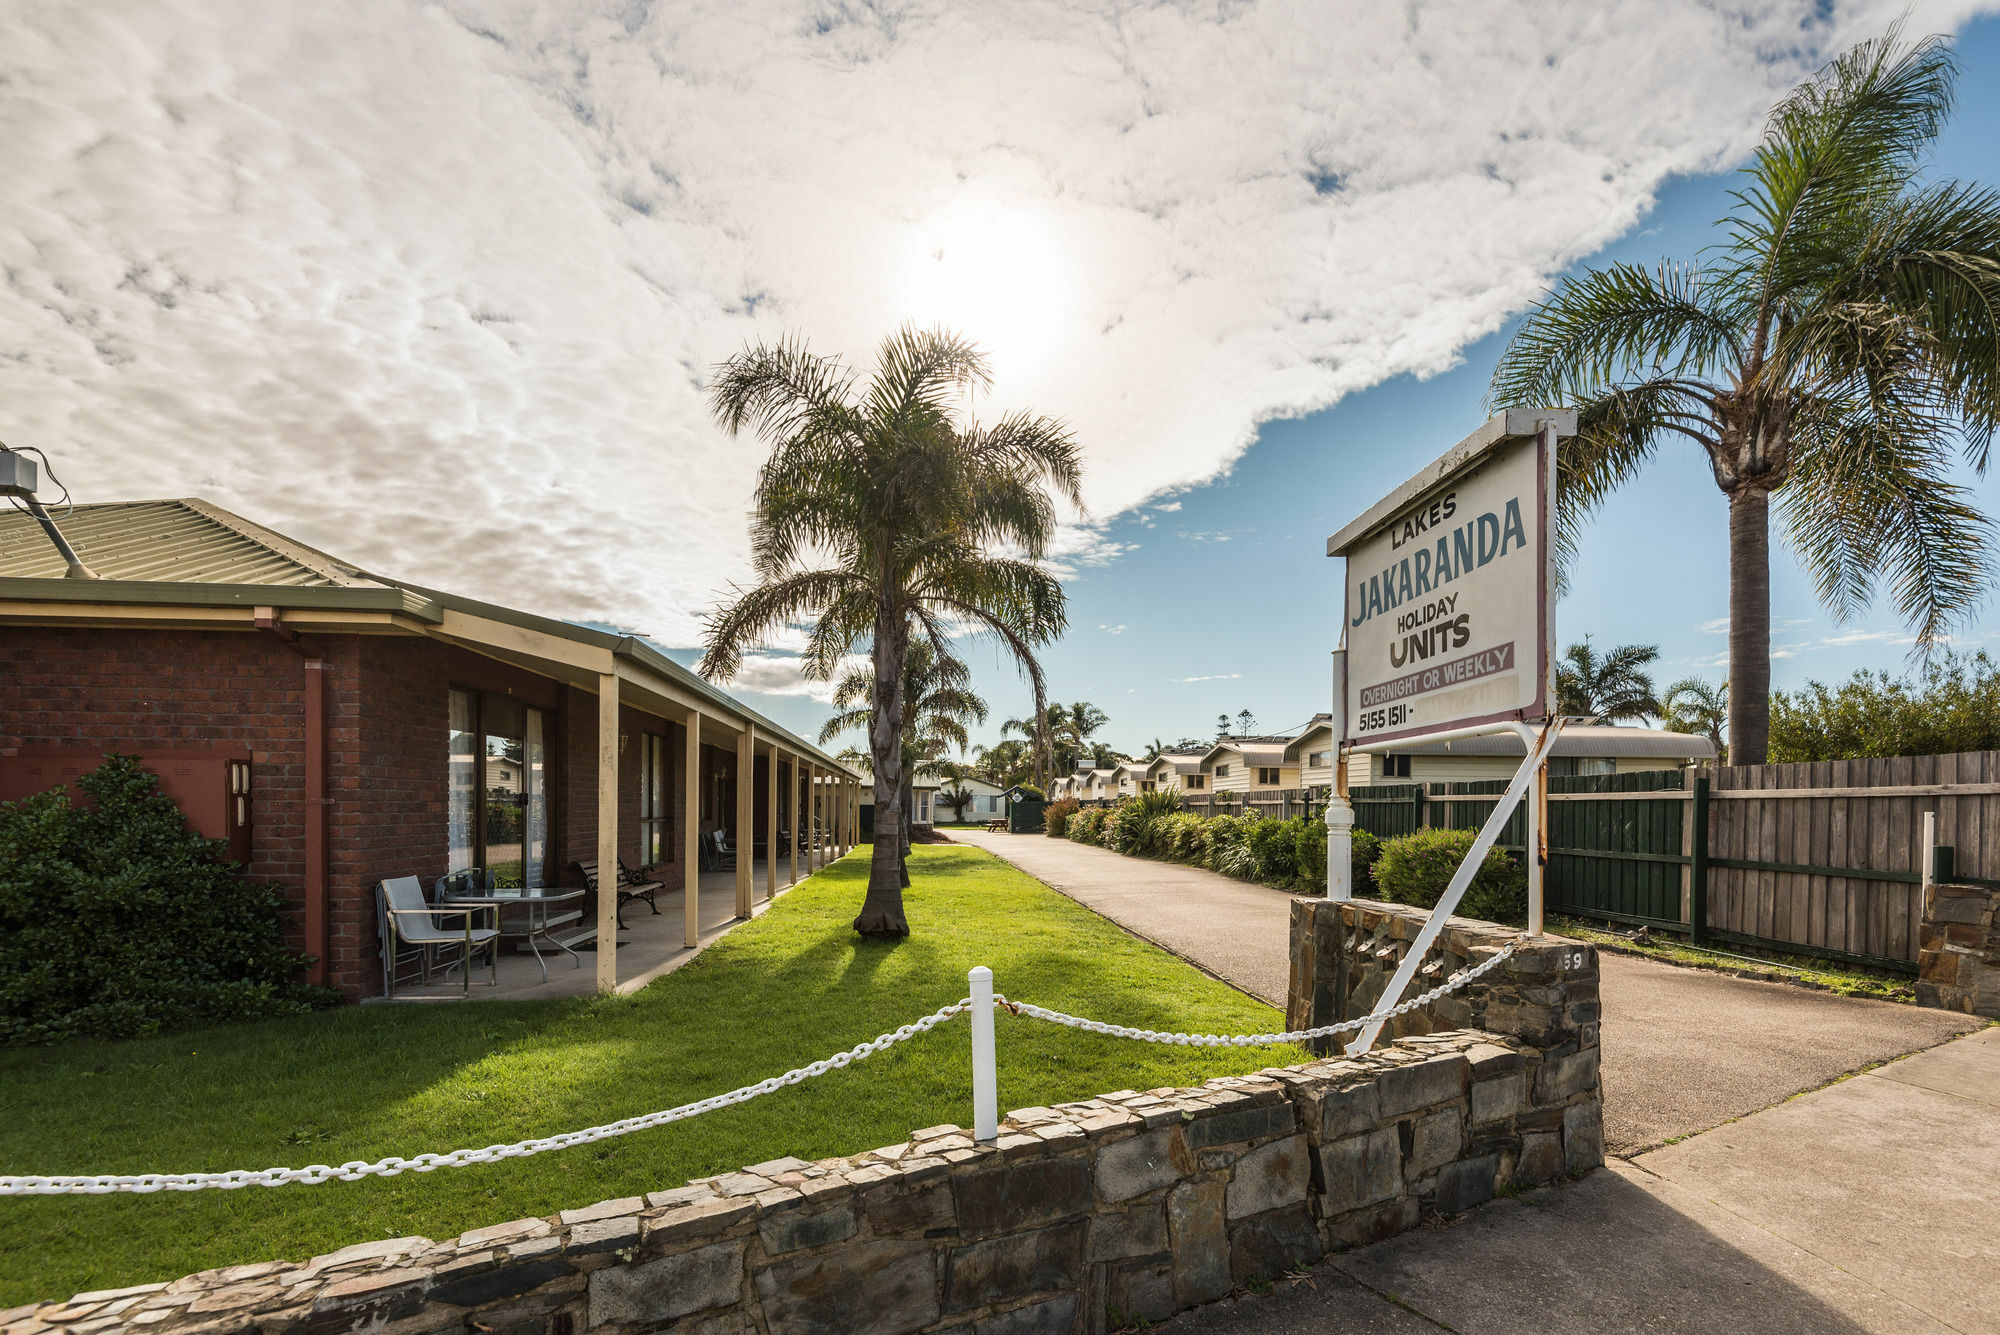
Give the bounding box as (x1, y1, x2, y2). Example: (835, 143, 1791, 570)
(0, 498, 863, 999)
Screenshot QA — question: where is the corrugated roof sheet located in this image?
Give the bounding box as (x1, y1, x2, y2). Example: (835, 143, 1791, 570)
(0, 499, 382, 587)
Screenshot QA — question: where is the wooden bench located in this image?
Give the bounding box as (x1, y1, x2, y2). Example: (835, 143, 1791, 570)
(984, 819, 1008, 833)
(572, 858, 665, 929)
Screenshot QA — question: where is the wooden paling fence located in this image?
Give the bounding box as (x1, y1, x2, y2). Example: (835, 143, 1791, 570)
(1350, 752, 2000, 972)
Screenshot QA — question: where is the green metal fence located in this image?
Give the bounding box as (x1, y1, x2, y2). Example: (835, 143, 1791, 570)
(1351, 771, 1689, 928)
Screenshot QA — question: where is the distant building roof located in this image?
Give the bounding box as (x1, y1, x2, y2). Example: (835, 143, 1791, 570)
(1400, 725, 1715, 761)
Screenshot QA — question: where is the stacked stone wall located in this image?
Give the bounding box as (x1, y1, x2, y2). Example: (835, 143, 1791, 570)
(1918, 883, 2000, 1017)
(7, 916, 1602, 1335)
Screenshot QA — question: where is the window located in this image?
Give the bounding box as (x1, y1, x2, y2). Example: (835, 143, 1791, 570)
(1382, 754, 1413, 779)
(917, 791, 932, 824)
(1309, 749, 1330, 768)
(1215, 764, 1230, 778)
(1187, 774, 1205, 790)
(1257, 767, 1281, 786)
(449, 688, 551, 888)
(639, 732, 670, 865)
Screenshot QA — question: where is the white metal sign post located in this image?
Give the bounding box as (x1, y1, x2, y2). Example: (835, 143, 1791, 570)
(1325, 409, 1572, 1049)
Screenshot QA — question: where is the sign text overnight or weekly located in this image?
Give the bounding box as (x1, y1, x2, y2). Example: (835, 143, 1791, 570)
(1341, 434, 1547, 745)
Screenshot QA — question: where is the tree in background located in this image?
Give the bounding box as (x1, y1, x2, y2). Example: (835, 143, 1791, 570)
(703, 325, 1079, 936)
(971, 738, 1032, 788)
(1769, 650, 2000, 761)
(1236, 708, 1258, 736)
(1661, 677, 1730, 757)
(1004, 701, 1108, 777)
(1216, 713, 1230, 737)
(1556, 637, 1662, 721)
(1491, 28, 2000, 765)
(820, 639, 988, 883)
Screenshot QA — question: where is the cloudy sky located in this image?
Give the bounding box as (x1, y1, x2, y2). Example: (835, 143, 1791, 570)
(5, 0, 1999, 752)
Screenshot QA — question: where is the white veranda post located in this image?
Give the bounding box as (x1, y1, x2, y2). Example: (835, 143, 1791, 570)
(1325, 648, 1354, 901)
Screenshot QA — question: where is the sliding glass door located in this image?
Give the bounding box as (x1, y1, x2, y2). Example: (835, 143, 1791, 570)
(448, 688, 550, 888)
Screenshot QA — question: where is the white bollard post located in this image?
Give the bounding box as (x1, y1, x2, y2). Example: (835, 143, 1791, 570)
(969, 966, 998, 1142)
(1325, 796, 1355, 901)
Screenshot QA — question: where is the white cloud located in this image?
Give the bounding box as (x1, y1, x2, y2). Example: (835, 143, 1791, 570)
(1099, 623, 1126, 635)
(1155, 501, 1183, 514)
(3, 0, 1990, 646)
(1176, 672, 1244, 683)
(727, 651, 866, 703)
(1697, 617, 1732, 635)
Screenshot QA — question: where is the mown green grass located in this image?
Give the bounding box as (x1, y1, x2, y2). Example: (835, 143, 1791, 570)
(0, 844, 1298, 1305)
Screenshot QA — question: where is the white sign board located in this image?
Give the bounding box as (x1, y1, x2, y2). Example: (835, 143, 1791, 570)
(1328, 413, 1567, 748)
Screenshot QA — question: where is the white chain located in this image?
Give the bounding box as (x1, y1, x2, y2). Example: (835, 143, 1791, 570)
(998, 937, 1521, 1047)
(0, 999, 973, 1196)
(0, 937, 1520, 1197)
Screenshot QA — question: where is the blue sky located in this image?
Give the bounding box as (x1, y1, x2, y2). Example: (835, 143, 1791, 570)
(686, 14, 2000, 757)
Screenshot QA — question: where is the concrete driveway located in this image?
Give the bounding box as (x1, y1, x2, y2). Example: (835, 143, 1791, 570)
(1161, 1027, 2000, 1334)
(950, 829, 1980, 1153)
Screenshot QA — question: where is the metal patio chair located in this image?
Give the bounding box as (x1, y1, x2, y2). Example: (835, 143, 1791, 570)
(377, 875, 499, 999)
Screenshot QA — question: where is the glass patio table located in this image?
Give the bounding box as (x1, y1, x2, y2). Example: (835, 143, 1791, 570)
(440, 887, 590, 982)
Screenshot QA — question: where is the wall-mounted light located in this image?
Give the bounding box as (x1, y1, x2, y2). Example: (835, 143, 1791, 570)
(619, 732, 631, 756)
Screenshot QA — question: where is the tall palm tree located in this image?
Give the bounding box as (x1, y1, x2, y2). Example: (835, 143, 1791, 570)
(820, 639, 987, 881)
(1662, 676, 1730, 757)
(703, 325, 1081, 936)
(1003, 700, 1108, 777)
(971, 738, 1031, 788)
(1490, 28, 2000, 764)
(1556, 637, 1662, 722)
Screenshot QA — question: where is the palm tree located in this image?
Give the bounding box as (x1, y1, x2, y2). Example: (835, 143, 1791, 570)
(1003, 700, 1108, 777)
(971, 738, 1031, 788)
(1662, 676, 1730, 758)
(1556, 638, 1662, 721)
(703, 325, 1080, 936)
(1489, 28, 2000, 765)
(819, 639, 987, 873)
(1143, 736, 1167, 760)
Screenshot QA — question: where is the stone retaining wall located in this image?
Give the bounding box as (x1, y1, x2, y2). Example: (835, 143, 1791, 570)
(6, 973, 1603, 1335)
(1918, 882, 2000, 1017)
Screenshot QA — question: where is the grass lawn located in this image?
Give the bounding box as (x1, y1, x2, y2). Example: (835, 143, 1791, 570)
(1550, 915, 1916, 1001)
(0, 844, 1299, 1306)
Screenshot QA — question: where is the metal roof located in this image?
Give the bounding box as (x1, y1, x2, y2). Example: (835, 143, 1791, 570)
(1401, 725, 1716, 760)
(0, 497, 861, 777)
(0, 499, 383, 586)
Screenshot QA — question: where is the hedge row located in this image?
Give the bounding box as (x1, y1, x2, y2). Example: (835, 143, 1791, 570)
(1044, 792, 1526, 923)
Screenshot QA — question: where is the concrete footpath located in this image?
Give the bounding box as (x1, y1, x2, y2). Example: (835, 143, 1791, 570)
(951, 829, 1978, 1153)
(1161, 1027, 2000, 1334)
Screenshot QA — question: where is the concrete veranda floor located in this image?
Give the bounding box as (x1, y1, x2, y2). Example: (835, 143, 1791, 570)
(1161, 1026, 2000, 1335)
(947, 829, 1981, 1152)
(380, 855, 839, 1001)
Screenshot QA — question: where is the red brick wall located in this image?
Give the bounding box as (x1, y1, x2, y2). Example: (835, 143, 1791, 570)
(0, 625, 327, 960)
(0, 626, 698, 1000)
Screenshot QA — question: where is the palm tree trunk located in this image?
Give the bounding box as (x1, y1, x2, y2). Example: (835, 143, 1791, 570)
(1727, 486, 1771, 767)
(854, 607, 910, 937)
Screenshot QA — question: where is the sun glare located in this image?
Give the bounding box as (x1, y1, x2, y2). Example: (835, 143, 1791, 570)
(906, 205, 1069, 382)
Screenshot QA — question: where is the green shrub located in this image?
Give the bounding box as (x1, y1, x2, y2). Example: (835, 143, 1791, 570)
(1067, 806, 1107, 846)
(1247, 818, 1297, 884)
(1204, 815, 1255, 878)
(0, 754, 334, 1045)
(1043, 797, 1080, 837)
(1156, 812, 1206, 863)
(1372, 827, 1525, 924)
(1099, 807, 1127, 852)
(1351, 828, 1382, 895)
(1293, 816, 1328, 894)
